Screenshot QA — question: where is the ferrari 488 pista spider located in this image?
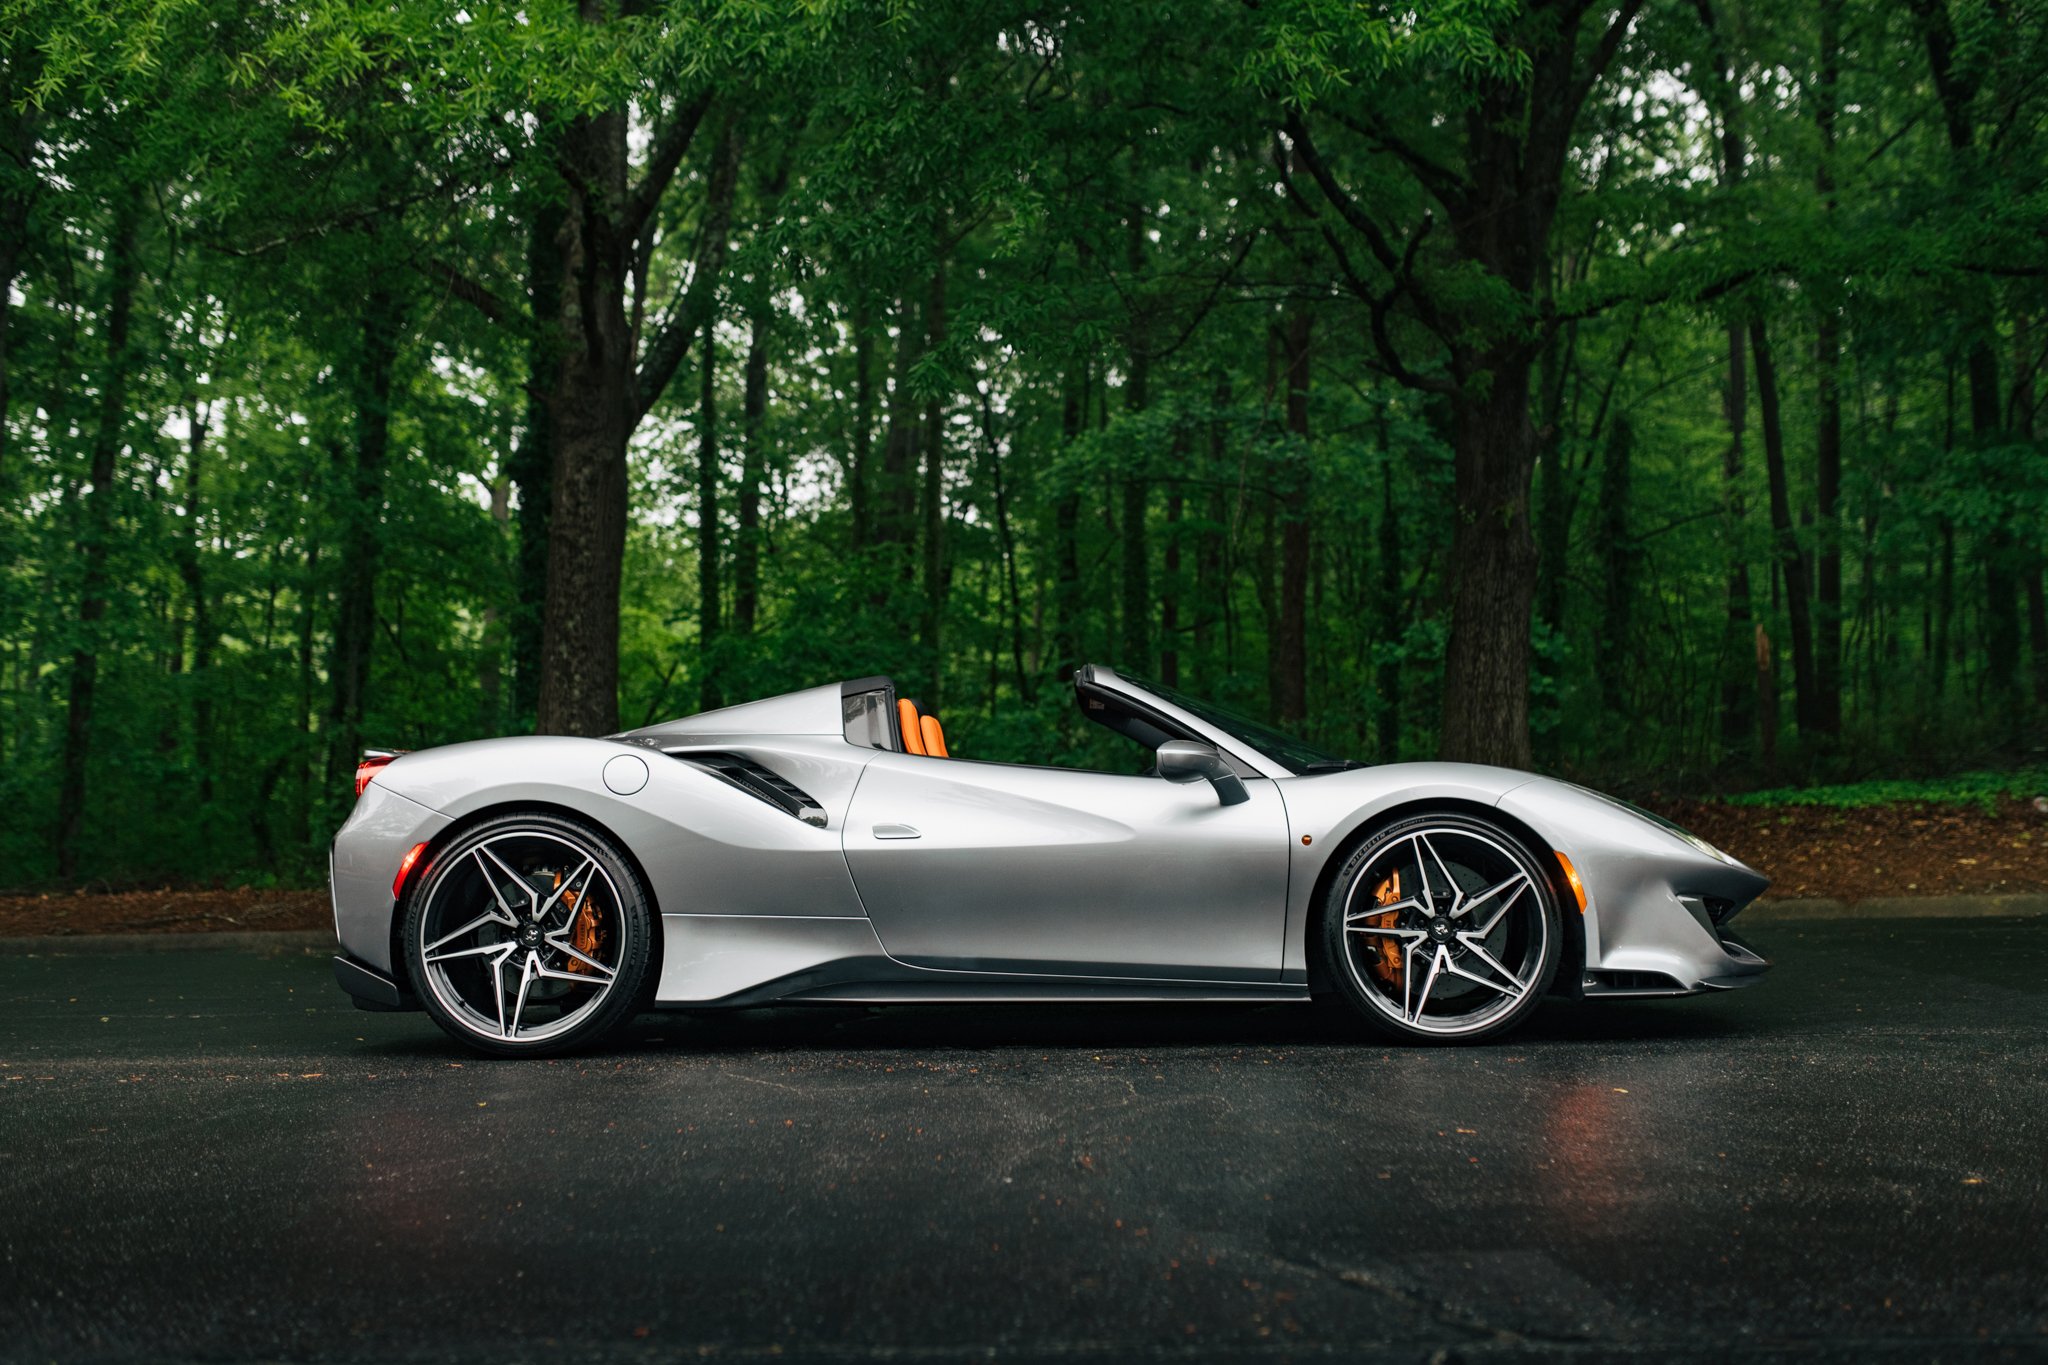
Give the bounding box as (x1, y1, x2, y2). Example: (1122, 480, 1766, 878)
(330, 666, 1770, 1055)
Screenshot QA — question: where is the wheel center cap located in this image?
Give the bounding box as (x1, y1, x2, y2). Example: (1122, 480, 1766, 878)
(1430, 919, 1452, 942)
(519, 925, 541, 948)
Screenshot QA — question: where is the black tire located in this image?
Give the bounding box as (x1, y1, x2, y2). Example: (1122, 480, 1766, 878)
(403, 811, 656, 1058)
(1317, 812, 1560, 1044)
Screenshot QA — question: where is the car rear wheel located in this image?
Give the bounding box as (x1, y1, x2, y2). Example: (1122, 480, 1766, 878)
(1319, 813, 1560, 1044)
(403, 812, 655, 1057)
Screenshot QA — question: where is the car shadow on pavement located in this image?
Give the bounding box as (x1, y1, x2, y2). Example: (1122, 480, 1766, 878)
(346, 997, 1754, 1060)
(591, 996, 1752, 1054)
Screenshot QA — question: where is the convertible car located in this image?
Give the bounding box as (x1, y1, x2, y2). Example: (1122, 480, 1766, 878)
(330, 666, 1770, 1055)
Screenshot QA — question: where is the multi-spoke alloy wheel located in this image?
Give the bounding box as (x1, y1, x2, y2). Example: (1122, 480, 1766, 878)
(404, 812, 654, 1057)
(1320, 814, 1560, 1043)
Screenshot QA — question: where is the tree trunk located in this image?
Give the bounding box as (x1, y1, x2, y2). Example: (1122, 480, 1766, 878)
(1914, 0, 2019, 706)
(696, 318, 723, 712)
(327, 284, 402, 783)
(1812, 0, 1844, 737)
(1814, 303, 1843, 737)
(1272, 310, 1311, 726)
(1161, 484, 1182, 690)
(56, 194, 140, 881)
(1693, 0, 1759, 759)
(849, 303, 873, 552)
(1119, 211, 1151, 675)
(294, 540, 321, 855)
(2027, 570, 2048, 714)
(1534, 321, 1571, 642)
(1750, 320, 1819, 738)
(920, 262, 947, 704)
(734, 300, 769, 636)
(1720, 316, 1756, 756)
(536, 102, 633, 737)
(1118, 376, 1150, 674)
(508, 193, 564, 730)
(1194, 371, 1228, 666)
(480, 474, 511, 729)
(176, 398, 217, 805)
(1755, 623, 1778, 777)
(1374, 431, 1402, 762)
(2017, 321, 2048, 713)
(875, 297, 921, 563)
(1439, 354, 1539, 768)
(0, 104, 37, 482)
(1051, 365, 1087, 684)
(1594, 414, 1635, 724)
(978, 388, 1031, 701)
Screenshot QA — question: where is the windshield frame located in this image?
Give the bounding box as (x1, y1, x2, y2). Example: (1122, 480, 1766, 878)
(1077, 665, 1357, 778)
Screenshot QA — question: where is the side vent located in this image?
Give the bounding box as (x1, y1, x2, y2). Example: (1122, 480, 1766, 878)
(673, 753, 828, 828)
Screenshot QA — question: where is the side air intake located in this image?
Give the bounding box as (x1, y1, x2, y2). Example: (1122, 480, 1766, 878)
(673, 753, 828, 828)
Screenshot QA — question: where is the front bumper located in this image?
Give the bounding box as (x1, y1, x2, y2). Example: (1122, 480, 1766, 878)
(1499, 780, 1774, 999)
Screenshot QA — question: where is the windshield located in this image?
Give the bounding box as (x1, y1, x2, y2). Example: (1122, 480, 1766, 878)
(1118, 672, 1358, 775)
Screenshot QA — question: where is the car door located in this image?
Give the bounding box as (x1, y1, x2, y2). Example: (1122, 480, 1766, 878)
(841, 752, 1289, 981)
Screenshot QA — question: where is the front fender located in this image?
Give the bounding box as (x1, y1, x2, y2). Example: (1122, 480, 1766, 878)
(1276, 763, 1542, 982)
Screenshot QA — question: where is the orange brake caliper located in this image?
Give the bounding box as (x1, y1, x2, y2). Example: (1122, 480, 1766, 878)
(1364, 869, 1405, 988)
(554, 872, 605, 976)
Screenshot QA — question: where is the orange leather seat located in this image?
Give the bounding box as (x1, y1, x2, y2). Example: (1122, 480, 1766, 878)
(896, 699, 950, 758)
(898, 699, 926, 755)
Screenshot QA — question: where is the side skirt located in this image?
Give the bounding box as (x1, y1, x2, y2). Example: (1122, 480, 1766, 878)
(653, 912, 1301, 1009)
(775, 982, 1312, 1006)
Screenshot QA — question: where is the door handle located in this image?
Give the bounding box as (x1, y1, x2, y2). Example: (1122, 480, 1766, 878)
(872, 823, 921, 840)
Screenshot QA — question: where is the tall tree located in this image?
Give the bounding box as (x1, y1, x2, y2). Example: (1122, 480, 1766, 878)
(1751, 318, 1820, 736)
(1270, 0, 1651, 767)
(1812, 0, 1845, 736)
(55, 190, 140, 879)
(325, 280, 403, 786)
(534, 83, 737, 735)
(1273, 309, 1311, 725)
(1910, 0, 2020, 706)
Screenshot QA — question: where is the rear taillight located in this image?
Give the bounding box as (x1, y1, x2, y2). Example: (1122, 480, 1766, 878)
(354, 748, 406, 799)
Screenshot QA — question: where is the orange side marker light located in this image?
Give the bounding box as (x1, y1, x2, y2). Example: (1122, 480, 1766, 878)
(393, 841, 429, 900)
(1555, 851, 1587, 914)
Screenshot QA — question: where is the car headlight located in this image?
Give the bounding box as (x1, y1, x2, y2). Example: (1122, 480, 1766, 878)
(1572, 784, 1740, 865)
(1674, 828, 1738, 865)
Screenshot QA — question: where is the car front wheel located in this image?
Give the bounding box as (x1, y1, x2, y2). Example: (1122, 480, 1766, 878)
(1320, 813, 1561, 1043)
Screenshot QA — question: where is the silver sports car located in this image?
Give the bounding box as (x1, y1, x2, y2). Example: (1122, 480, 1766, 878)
(330, 666, 1770, 1055)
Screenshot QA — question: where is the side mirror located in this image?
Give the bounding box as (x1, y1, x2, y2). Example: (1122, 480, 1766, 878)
(1156, 740, 1250, 807)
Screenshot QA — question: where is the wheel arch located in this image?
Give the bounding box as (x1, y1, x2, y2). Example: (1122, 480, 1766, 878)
(1302, 796, 1584, 1000)
(387, 798, 666, 1000)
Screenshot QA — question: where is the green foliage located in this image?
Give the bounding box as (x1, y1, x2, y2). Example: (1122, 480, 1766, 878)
(1728, 770, 2048, 812)
(2, 0, 2046, 890)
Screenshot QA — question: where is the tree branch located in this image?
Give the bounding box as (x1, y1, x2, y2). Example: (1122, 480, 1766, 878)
(1567, 0, 1649, 122)
(624, 93, 714, 248)
(412, 257, 513, 327)
(633, 121, 743, 423)
(1326, 108, 1468, 211)
(1282, 112, 1403, 275)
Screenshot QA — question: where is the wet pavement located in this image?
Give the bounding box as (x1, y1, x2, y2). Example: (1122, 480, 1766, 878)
(1, 917, 2044, 1364)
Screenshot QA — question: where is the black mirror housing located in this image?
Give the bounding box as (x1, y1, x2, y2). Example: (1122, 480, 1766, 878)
(1156, 740, 1251, 806)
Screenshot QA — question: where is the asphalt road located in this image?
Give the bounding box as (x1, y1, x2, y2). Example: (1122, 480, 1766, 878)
(2, 918, 2044, 1365)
